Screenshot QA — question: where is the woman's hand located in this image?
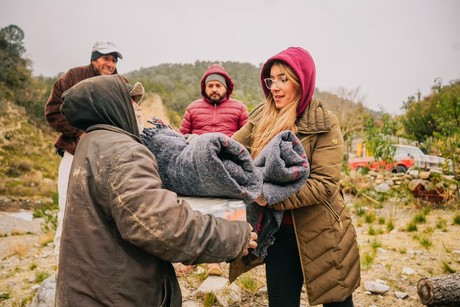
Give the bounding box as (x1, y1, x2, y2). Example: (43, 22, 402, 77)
(254, 194, 268, 206)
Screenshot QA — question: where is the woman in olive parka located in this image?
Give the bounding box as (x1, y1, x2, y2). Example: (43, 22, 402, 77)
(233, 47, 360, 306)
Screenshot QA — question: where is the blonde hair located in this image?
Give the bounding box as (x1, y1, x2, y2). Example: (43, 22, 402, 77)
(251, 62, 301, 158)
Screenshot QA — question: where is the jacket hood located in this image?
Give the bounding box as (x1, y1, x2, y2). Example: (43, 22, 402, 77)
(61, 74, 139, 136)
(200, 64, 234, 103)
(261, 47, 316, 117)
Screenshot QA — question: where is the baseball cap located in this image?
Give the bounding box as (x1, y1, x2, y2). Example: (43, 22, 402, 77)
(91, 41, 123, 60)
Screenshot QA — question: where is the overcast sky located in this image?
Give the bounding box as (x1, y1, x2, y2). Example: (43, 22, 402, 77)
(1, 0, 459, 114)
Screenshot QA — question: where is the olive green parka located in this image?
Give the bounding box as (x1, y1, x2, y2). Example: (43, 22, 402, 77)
(233, 99, 360, 305)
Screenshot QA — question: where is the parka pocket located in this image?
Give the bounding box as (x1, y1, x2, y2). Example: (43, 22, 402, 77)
(323, 200, 343, 230)
(296, 204, 341, 261)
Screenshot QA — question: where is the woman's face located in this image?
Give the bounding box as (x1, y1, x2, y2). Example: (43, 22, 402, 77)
(268, 63, 299, 109)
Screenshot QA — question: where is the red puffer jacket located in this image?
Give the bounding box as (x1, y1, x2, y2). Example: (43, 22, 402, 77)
(179, 64, 248, 137)
(179, 98, 248, 136)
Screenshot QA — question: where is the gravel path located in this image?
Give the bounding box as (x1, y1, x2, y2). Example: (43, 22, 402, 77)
(0, 212, 42, 235)
(0, 212, 43, 259)
(1, 203, 460, 306)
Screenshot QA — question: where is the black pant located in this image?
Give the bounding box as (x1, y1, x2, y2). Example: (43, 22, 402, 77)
(323, 295, 354, 307)
(265, 226, 354, 307)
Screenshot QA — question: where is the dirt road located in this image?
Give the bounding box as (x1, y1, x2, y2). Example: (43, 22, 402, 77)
(1, 197, 460, 306)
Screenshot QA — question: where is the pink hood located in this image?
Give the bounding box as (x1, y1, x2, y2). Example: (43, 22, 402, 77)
(261, 47, 316, 117)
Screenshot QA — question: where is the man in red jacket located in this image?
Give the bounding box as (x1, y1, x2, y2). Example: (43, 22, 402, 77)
(179, 63, 248, 137)
(44, 40, 129, 262)
(178, 64, 249, 276)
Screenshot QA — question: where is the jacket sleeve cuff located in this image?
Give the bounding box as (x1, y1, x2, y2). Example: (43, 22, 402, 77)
(254, 194, 268, 206)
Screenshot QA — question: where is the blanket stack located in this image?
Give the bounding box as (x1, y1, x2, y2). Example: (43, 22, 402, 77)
(141, 118, 262, 204)
(141, 119, 310, 282)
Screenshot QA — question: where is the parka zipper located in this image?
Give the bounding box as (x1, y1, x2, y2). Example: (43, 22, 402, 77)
(212, 103, 217, 132)
(324, 200, 343, 229)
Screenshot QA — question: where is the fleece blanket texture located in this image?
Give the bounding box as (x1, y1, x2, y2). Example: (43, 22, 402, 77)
(141, 118, 263, 204)
(229, 131, 310, 282)
(247, 130, 310, 258)
(254, 130, 310, 205)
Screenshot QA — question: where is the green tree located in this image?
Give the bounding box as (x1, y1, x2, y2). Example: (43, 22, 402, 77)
(363, 113, 397, 164)
(0, 24, 52, 124)
(0, 24, 26, 56)
(430, 79, 460, 178)
(401, 94, 438, 143)
(401, 78, 460, 180)
(0, 24, 30, 100)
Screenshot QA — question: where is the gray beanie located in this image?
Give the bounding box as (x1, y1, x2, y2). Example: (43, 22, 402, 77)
(205, 73, 227, 88)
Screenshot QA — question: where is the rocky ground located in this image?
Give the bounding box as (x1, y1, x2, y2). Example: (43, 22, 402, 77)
(0, 195, 459, 306)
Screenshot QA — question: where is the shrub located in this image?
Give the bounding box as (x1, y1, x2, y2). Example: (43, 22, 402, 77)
(361, 250, 376, 270)
(453, 214, 460, 225)
(33, 192, 58, 233)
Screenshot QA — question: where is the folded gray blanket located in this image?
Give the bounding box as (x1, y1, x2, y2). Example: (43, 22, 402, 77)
(254, 130, 310, 205)
(141, 118, 263, 204)
(247, 130, 310, 258)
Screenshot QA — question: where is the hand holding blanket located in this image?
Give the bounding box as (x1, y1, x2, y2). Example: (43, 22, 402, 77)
(230, 131, 310, 282)
(246, 130, 310, 257)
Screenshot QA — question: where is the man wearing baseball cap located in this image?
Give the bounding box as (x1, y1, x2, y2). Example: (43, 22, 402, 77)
(45, 40, 132, 263)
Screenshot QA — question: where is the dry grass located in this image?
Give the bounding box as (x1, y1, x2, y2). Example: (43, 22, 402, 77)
(0, 172, 56, 197)
(9, 241, 30, 258)
(236, 275, 263, 294)
(38, 232, 54, 246)
(0, 193, 459, 306)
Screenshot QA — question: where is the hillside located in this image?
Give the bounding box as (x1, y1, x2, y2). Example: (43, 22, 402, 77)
(140, 93, 171, 126)
(0, 89, 174, 209)
(0, 101, 59, 209)
(126, 61, 266, 127)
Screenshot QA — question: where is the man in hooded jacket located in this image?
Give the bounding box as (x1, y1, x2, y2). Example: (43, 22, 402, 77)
(179, 63, 248, 137)
(56, 74, 257, 306)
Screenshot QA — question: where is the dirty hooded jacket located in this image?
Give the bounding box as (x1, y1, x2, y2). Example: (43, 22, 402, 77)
(179, 64, 249, 136)
(56, 74, 252, 307)
(233, 47, 361, 305)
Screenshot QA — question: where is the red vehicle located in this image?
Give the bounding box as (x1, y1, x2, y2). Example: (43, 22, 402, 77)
(348, 145, 447, 173)
(348, 155, 413, 173)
